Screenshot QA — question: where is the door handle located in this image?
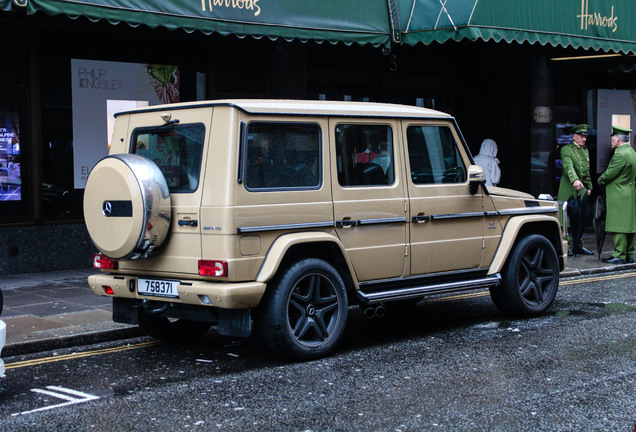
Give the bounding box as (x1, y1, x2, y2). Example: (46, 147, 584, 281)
(336, 219, 358, 228)
(411, 214, 430, 223)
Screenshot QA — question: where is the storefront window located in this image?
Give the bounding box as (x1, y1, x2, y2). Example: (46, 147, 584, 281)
(0, 108, 21, 201)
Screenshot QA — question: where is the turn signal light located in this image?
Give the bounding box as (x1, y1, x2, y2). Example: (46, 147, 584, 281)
(93, 253, 118, 270)
(198, 260, 228, 277)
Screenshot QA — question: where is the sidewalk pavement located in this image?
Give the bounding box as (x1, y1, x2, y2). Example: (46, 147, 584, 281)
(1, 233, 634, 357)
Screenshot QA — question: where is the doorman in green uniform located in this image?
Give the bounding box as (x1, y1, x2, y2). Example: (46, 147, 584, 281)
(557, 124, 595, 255)
(598, 125, 636, 264)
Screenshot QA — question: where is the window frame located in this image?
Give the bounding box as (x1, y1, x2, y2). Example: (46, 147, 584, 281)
(334, 122, 395, 188)
(129, 122, 206, 194)
(405, 122, 469, 186)
(241, 120, 323, 192)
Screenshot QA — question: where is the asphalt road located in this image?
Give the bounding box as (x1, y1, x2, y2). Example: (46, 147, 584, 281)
(1, 270, 635, 431)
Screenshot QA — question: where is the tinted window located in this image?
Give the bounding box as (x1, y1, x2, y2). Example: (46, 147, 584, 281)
(335, 124, 394, 186)
(407, 125, 466, 184)
(131, 123, 205, 193)
(245, 122, 321, 190)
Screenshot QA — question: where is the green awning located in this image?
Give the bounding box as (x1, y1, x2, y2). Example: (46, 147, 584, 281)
(23, 0, 392, 47)
(396, 0, 636, 54)
(14, 0, 636, 54)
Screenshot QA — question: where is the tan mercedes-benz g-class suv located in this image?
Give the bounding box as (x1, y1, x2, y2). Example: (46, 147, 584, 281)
(84, 99, 567, 360)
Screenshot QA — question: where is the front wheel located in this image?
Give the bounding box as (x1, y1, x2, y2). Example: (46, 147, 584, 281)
(490, 234, 559, 317)
(256, 258, 349, 360)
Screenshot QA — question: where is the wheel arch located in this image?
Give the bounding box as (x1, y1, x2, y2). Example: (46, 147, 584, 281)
(256, 232, 358, 290)
(489, 215, 566, 274)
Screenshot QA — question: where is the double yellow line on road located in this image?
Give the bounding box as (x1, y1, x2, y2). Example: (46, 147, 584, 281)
(559, 271, 636, 286)
(6, 271, 636, 370)
(5, 341, 161, 370)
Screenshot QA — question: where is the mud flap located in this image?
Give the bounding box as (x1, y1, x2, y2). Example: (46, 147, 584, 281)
(217, 309, 251, 338)
(113, 297, 140, 325)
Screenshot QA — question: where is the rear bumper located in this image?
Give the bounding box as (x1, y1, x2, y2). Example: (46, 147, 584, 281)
(88, 274, 266, 309)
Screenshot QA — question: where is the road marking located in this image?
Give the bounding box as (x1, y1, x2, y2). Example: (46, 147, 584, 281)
(12, 386, 99, 416)
(559, 271, 636, 285)
(427, 291, 489, 302)
(5, 340, 161, 370)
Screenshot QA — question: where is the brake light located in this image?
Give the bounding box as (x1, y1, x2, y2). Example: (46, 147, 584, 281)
(198, 260, 228, 277)
(93, 253, 118, 270)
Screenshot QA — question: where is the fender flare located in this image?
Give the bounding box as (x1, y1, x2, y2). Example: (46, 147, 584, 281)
(255, 231, 357, 285)
(488, 215, 562, 274)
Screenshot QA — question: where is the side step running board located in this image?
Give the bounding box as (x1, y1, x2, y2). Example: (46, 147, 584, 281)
(356, 274, 501, 305)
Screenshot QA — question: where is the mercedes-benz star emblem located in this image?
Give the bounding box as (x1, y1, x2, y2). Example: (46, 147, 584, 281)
(103, 201, 113, 217)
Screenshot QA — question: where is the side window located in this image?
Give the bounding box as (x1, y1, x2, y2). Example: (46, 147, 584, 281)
(407, 125, 466, 184)
(245, 122, 321, 190)
(132, 123, 205, 193)
(335, 124, 394, 186)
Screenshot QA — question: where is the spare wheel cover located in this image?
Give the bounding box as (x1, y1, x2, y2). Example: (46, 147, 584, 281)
(83, 154, 171, 260)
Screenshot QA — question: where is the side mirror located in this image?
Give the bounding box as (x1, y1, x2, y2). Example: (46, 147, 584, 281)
(468, 164, 487, 195)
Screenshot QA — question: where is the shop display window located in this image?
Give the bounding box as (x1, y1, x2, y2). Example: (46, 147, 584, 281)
(0, 108, 22, 202)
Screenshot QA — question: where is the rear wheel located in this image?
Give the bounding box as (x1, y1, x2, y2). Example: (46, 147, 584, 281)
(138, 312, 212, 342)
(257, 258, 348, 360)
(490, 234, 559, 317)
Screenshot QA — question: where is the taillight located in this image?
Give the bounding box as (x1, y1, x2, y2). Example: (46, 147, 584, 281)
(93, 253, 118, 270)
(103, 286, 115, 295)
(198, 260, 228, 277)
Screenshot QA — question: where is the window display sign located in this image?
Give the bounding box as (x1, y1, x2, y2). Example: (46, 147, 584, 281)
(596, 89, 636, 173)
(71, 59, 179, 188)
(0, 108, 21, 201)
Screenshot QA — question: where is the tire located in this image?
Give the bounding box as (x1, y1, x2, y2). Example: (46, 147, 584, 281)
(490, 234, 559, 317)
(257, 258, 349, 360)
(138, 312, 212, 342)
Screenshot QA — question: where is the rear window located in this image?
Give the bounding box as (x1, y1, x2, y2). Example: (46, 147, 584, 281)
(131, 123, 205, 193)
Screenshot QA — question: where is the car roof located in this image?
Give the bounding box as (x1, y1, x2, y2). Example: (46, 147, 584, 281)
(114, 99, 453, 120)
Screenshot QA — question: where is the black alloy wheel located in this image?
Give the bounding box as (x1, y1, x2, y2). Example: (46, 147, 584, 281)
(257, 258, 349, 360)
(490, 234, 559, 317)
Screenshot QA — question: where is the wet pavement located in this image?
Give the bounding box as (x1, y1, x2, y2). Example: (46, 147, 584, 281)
(0, 233, 633, 357)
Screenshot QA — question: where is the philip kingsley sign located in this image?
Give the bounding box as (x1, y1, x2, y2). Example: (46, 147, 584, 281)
(71, 59, 179, 189)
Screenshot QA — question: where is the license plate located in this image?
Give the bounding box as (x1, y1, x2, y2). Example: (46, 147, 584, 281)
(138, 278, 179, 298)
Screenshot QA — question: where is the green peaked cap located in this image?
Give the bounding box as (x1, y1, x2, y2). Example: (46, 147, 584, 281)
(611, 125, 632, 135)
(570, 124, 589, 136)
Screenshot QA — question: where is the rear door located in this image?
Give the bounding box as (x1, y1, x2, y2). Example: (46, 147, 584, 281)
(118, 107, 211, 275)
(329, 119, 408, 282)
(403, 121, 485, 275)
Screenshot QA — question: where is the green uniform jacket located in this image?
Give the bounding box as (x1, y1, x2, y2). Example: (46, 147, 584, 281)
(557, 141, 593, 202)
(597, 143, 636, 233)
